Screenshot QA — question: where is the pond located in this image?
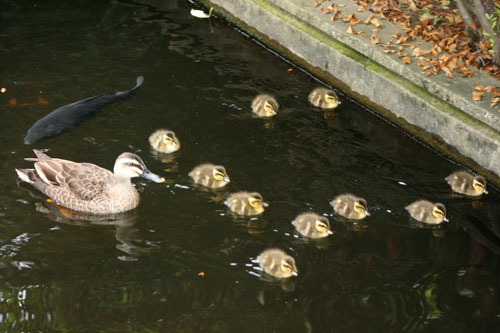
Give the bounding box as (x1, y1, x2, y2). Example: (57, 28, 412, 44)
(1, 0, 500, 331)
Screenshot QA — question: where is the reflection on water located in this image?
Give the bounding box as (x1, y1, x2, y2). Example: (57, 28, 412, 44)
(1, 0, 500, 331)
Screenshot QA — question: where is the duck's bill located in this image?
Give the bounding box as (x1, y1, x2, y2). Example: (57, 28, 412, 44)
(292, 270, 298, 277)
(224, 176, 230, 182)
(141, 169, 165, 183)
(328, 230, 334, 235)
(262, 202, 269, 208)
(443, 217, 449, 222)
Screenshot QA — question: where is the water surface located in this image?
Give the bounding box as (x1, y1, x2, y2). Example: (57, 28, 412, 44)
(1, 0, 500, 331)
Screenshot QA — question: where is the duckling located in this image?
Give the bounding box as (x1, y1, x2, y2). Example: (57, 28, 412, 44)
(257, 248, 298, 278)
(189, 163, 230, 189)
(224, 191, 268, 216)
(291, 212, 333, 238)
(251, 94, 279, 118)
(330, 193, 370, 220)
(308, 87, 341, 109)
(445, 170, 488, 196)
(149, 129, 180, 153)
(405, 200, 448, 224)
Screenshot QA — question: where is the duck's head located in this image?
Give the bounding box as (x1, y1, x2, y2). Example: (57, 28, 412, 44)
(160, 131, 179, 152)
(315, 216, 333, 235)
(248, 192, 268, 210)
(150, 129, 180, 153)
(354, 198, 370, 217)
(114, 153, 165, 183)
(212, 166, 230, 183)
(473, 176, 488, 195)
(263, 100, 278, 118)
(324, 91, 341, 108)
(280, 256, 298, 277)
(432, 203, 448, 222)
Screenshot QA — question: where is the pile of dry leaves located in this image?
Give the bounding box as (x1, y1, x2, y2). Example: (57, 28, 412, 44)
(315, 0, 500, 108)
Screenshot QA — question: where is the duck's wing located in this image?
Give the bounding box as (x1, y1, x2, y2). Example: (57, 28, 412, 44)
(34, 158, 113, 201)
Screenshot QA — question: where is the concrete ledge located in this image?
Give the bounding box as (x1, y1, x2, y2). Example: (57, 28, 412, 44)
(198, 0, 500, 180)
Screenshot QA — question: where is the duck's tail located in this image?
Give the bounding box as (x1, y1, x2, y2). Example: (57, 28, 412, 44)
(16, 168, 36, 184)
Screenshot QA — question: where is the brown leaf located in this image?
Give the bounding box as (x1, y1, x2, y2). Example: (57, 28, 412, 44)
(364, 14, 375, 25)
(371, 18, 384, 28)
(358, 5, 366, 12)
(472, 91, 485, 101)
(346, 25, 354, 34)
(402, 57, 411, 64)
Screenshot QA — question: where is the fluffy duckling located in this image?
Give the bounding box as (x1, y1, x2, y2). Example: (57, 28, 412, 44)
(251, 94, 279, 118)
(291, 212, 333, 238)
(308, 87, 341, 109)
(189, 163, 230, 189)
(257, 248, 298, 278)
(405, 200, 448, 224)
(149, 129, 180, 153)
(445, 170, 488, 196)
(330, 194, 370, 220)
(224, 191, 268, 216)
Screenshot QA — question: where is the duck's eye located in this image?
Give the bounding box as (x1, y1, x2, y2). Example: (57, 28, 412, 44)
(325, 94, 335, 102)
(250, 198, 262, 207)
(473, 180, 485, 189)
(282, 263, 292, 272)
(433, 208, 445, 217)
(214, 171, 225, 180)
(264, 101, 274, 112)
(354, 202, 366, 213)
(316, 221, 328, 231)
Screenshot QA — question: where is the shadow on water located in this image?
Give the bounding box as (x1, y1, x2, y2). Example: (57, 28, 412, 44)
(1, 0, 500, 331)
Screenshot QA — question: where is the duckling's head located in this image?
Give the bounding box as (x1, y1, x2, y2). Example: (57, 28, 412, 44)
(149, 129, 180, 153)
(315, 216, 333, 235)
(325, 91, 341, 108)
(280, 257, 298, 277)
(473, 176, 488, 194)
(262, 100, 278, 118)
(354, 199, 370, 217)
(114, 153, 165, 183)
(248, 192, 268, 210)
(432, 203, 448, 222)
(212, 166, 230, 183)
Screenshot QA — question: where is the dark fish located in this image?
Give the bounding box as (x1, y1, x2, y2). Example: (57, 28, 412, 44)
(24, 76, 144, 144)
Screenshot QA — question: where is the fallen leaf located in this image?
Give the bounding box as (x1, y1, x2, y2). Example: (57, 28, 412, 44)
(36, 96, 49, 105)
(402, 57, 411, 64)
(346, 25, 354, 34)
(8, 98, 17, 105)
(472, 91, 484, 101)
(190, 7, 213, 19)
(371, 18, 384, 28)
(371, 35, 381, 44)
(364, 14, 375, 25)
(358, 5, 366, 12)
(287, 68, 293, 72)
(475, 85, 485, 91)
(198, 272, 205, 276)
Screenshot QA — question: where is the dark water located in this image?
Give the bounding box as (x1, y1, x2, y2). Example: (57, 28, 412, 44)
(1, 0, 500, 331)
